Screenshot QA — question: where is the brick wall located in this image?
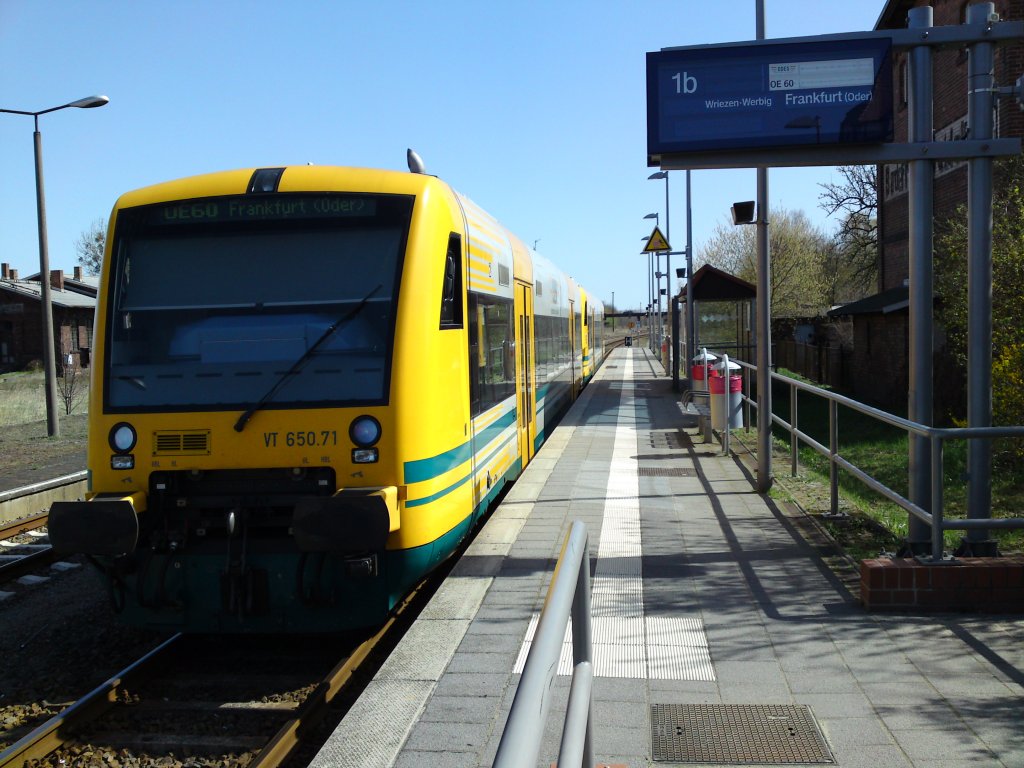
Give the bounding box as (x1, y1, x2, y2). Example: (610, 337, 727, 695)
(861, 555, 1024, 612)
(878, 0, 1021, 292)
(848, 312, 909, 407)
(863, 0, 1023, 412)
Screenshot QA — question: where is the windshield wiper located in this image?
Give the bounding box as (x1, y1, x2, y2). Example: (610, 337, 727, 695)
(233, 284, 382, 433)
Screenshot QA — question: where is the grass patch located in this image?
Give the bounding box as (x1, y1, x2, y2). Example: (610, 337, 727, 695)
(0, 370, 89, 427)
(767, 372, 1024, 555)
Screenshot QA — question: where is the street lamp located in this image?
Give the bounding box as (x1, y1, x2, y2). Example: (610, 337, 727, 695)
(0, 94, 110, 437)
(641, 233, 655, 350)
(648, 172, 670, 361)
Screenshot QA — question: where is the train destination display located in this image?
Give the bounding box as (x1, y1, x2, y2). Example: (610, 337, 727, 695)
(647, 37, 893, 156)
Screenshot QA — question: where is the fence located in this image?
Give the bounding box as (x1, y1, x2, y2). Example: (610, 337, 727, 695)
(492, 520, 593, 768)
(773, 340, 848, 389)
(720, 355, 1024, 562)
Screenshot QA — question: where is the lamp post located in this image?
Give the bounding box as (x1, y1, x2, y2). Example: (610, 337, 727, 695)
(641, 234, 653, 348)
(649, 171, 670, 373)
(0, 94, 109, 437)
(642, 213, 659, 350)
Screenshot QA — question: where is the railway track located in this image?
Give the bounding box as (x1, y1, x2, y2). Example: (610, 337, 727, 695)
(0, 472, 89, 585)
(0, 513, 60, 585)
(0, 574, 431, 768)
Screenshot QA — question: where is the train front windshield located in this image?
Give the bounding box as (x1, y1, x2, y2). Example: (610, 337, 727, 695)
(104, 193, 413, 412)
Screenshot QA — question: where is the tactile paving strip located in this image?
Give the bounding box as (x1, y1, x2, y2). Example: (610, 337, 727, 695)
(651, 704, 835, 764)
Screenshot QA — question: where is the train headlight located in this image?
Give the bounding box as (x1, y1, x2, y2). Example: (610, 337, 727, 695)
(349, 416, 381, 447)
(109, 422, 137, 453)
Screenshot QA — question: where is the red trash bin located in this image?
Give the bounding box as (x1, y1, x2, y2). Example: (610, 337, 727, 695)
(690, 351, 717, 392)
(709, 364, 743, 430)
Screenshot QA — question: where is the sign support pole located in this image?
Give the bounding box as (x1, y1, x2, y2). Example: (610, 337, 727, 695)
(755, 0, 772, 493)
(685, 170, 695, 374)
(964, 2, 997, 553)
(905, 6, 935, 552)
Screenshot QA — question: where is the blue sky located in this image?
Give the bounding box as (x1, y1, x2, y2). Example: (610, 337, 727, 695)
(0, 1, 884, 311)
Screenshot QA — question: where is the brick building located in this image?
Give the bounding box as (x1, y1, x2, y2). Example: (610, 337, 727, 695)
(0, 263, 97, 372)
(831, 0, 1023, 410)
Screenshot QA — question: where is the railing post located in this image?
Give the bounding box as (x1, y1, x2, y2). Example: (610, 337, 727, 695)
(829, 400, 839, 516)
(571, 528, 593, 768)
(744, 365, 751, 433)
(931, 434, 945, 561)
(790, 383, 798, 477)
(493, 521, 592, 768)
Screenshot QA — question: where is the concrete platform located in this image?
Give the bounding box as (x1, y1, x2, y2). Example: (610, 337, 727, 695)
(309, 346, 1024, 768)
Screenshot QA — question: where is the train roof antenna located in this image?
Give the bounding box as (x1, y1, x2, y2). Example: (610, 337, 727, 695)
(407, 148, 426, 174)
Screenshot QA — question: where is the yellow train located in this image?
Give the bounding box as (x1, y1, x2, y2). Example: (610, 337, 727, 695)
(50, 161, 605, 632)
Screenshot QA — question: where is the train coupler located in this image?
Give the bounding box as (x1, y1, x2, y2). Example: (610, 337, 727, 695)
(221, 566, 269, 616)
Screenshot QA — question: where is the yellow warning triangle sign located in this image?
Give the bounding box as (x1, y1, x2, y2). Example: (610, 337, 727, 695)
(643, 226, 671, 253)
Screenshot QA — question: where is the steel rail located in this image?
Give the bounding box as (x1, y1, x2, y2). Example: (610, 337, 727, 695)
(0, 633, 183, 767)
(251, 576, 432, 767)
(0, 511, 48, 539)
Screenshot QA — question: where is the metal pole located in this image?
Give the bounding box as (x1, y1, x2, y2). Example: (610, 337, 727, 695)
(672, 297, 680, 390)
(755, 0, 772, 493)
(829, 400, 839, 516)
(649, 253, 654, 351)
(665, 172, 672, 377)
(685, 169, 695, 373)
(32, 123, 61, 438)
(965, 1, 996, 553)
(905, 6, 934, 551)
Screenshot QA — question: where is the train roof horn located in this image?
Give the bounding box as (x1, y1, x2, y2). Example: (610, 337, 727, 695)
(407, 148, 426, 174)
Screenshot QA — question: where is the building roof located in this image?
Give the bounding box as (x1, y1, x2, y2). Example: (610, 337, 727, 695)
(679, 264, 756, 303)
(0, 279, 97, 310)
(875, 0, 914, 31)
(23, 271, 99, 297)
(827, 284, 909, 317)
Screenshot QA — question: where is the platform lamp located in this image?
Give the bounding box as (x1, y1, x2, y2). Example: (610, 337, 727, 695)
(0, 94, 110, 437)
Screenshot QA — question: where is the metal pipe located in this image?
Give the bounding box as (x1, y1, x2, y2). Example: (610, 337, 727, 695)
(755, 0, 772, 493)
(558, 662, 594, 768)
(905, 5, 934, 550)
(829, 400, 839, 517)
(685, 170, 695, 373)
(931, 434, 945, 561)
(790, 384, 798, 477)
(966, 1, 996, 547)
(493, 521, 591, 768)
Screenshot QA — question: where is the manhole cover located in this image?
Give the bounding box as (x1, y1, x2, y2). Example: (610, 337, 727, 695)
(638, 467, 696, 477)
(651, 704, 834, 764)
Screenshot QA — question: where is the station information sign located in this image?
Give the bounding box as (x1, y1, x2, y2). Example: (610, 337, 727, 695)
(647, 37, 893, 157)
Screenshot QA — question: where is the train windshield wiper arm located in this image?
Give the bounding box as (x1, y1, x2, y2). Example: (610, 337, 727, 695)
(233, 284, 382, 433)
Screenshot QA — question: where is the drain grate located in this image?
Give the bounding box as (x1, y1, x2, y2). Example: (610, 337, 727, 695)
(651, 704, 834, 764)
(638, 467, 696, 477)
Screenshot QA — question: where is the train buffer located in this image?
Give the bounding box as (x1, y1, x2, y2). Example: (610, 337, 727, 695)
(307, 345, 1024, 768)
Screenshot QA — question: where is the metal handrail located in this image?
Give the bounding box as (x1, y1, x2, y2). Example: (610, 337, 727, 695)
(493, 520, 593, 768)
(706, 353, 1024, 561)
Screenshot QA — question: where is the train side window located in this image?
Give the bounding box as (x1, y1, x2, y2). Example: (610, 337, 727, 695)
(440, 233, 464, 329)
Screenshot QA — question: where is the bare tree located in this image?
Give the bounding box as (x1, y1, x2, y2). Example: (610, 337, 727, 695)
(76, 218, 106, 275)
(55, 357, 88, 415)
(818, 165, 878, 295)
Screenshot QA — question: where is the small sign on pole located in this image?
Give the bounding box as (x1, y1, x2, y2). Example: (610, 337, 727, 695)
(643, 226, 671, 253)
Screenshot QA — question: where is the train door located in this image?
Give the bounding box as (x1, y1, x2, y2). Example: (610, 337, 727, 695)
(568, 298, 577, 397)
(514, 280, 536, 466)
